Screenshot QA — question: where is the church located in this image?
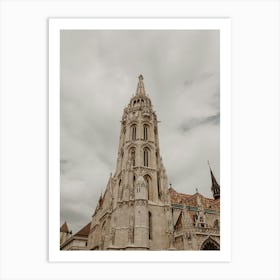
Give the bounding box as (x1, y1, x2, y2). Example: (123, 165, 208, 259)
(60, 75, 220, 250)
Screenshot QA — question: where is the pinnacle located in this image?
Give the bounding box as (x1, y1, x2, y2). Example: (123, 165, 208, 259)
(136, 74, 146, 96)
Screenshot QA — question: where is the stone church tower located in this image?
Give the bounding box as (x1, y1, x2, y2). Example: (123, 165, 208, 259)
(87, 75, 174, 250)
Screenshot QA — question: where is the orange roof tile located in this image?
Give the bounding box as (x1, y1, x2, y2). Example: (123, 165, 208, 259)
(169, 187, 220, 211)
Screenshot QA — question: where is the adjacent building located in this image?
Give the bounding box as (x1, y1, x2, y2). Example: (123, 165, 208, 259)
(60, 222, 90, 250)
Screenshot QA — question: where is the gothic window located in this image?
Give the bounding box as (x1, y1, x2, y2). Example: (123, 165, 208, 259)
(200, 238, 220, 250)
(143, 125, 148, 141)
(143, 148, 149, 167)
(131, 148, 136, 166)
(157, 176, 161, 199)
(144, 174, 151, 200)
(132, 125, 137, 141)
(149, 211, 152, 240)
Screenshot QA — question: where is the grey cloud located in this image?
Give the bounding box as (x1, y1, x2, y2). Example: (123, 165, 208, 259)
(179, 113, 220, 133)
(184, 72, 214, 87)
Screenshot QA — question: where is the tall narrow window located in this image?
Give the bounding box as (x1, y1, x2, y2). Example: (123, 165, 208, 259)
(131, 149, 136, 166)
(157, 176, 161, 199)
(149, 211, 152, 240)
(144, 175, 151, 200)
(143, 125, 148, 141)
(132, 125, 136, 141)
(144, 148, 149, 167)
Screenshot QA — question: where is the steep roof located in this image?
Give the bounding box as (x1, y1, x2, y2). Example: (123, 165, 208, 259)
(60, 222, 69, 233)
(169, 187, 192, 204)
(74, 222, 91, 237)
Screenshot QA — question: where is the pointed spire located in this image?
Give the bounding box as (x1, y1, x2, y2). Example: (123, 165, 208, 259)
(60, 221, 69, 233)
(208, 161, 220, 200)
(135, 74, 146, 96)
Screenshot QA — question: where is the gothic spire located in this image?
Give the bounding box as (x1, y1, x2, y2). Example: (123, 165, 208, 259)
(208, 161, 220, 200)
(135, 74, 146, 96)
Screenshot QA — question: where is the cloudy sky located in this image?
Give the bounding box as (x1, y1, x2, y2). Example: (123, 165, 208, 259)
(60, 30, 220, 234)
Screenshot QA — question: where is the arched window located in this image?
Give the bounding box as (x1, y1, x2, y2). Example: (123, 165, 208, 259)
(144, 174, 151, 200)
(157, 175, 161, 199)
(200, 237, 220, 250)
(143, 148, 149, 167)
(149, 211, 152, 240)
(131, 148, 136, 166)
(143, 125, 148, 141)
(131, 125, 136, 141)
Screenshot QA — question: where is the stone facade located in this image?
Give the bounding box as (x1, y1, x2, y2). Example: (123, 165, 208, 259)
(84, 75, 220, 251)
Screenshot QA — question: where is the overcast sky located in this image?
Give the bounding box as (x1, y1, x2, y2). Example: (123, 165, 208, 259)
(60, 30, 220, 234)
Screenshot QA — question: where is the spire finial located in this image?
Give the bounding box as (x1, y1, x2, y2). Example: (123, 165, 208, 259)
(136, 74, 146, 96)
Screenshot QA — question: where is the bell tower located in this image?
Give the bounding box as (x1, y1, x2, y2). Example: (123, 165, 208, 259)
(108, 75, 172, 250)
(115, 74, 169, 204)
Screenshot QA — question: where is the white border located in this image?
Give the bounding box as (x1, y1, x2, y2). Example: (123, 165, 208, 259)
(49, 18, 231, 262)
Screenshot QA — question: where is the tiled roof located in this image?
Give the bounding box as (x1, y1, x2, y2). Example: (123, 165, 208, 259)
(169, 187, 192, 204)
(169, 187, 220, 211)
(74, 222, 91, 237)
(60, 222, 69, 233)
